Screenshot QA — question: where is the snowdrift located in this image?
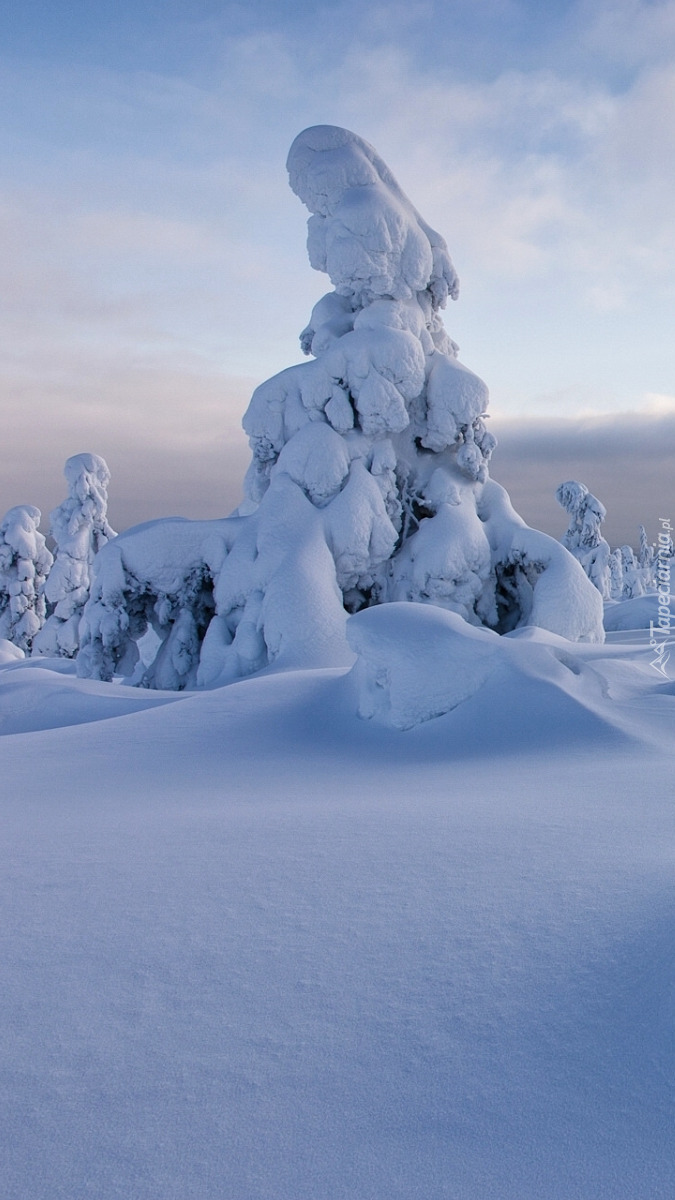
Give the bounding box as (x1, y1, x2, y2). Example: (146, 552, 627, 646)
(1, 628, 674, 1199)
(347, 602, 612, 730)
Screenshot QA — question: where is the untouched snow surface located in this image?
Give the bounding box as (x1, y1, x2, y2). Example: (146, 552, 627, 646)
(2, 626, 674, 1200)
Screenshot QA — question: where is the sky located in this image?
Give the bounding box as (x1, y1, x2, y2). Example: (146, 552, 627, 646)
(0, 0, 673, 545)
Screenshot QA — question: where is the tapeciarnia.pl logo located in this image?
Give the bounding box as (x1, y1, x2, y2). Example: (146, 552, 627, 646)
(649, 518, 673, 678)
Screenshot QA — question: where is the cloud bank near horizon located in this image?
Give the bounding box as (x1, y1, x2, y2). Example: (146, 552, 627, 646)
(1, 357, 670, 551)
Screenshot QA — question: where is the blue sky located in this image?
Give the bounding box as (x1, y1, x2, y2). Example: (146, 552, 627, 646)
(0, 0, 673, 543)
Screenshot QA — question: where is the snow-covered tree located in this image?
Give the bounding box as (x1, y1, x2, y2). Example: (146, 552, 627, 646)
(617, 544, 645, 600)
(33, 453, 116, 658)
(0, 505, 53, 652)
(77, 518, 223, 688)
(607, 549, 622, 599)
(636, 524, 657, 590)
(78, 125, 603, 687)
(556, 480, 612, 599)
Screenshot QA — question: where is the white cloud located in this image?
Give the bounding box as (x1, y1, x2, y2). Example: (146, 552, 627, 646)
(586, 282, 629, 312)
(639, 392, 675, 414)
(579, 0, 675, 69)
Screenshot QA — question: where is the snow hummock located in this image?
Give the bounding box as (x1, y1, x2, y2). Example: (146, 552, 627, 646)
(0, 637, 24, 664)
(347, 601, 609, 730)
(603, 593, 661, 631)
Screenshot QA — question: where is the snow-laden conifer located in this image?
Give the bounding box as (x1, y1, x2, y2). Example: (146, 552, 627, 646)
(78, 126, 603, 687)
(77, 518, 223, 688)
(33, 454, 115, 658)
(636, 524, 656, 590)
(0, 505, 53, 652)
(617, 544, 645, 600)
(608, 548, 623, 600)
(556, 480, 612, 599)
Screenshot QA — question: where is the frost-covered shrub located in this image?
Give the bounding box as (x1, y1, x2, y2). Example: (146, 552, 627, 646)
(0, 505, 53, 652)
(77, 125, 603, 688)
(556, 480, 612, 599)
(33, 453, 116, 658)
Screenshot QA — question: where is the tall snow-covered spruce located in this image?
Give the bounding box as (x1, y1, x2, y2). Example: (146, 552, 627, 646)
(78, 125, 603, 689)
(33, 454, 116, 658)
(0, 505, 53, 653)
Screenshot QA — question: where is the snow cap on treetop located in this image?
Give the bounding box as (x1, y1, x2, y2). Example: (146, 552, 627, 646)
(64, 452, 110, 491)
(1, 504, 42, 535)
(286, 125, 460, 309)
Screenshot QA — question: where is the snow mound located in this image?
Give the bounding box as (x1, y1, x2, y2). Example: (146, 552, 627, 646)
(0, 660, 187, 735)
(604, 594, 659, 631)
(348, 603, 500, 728)
(0, 638, 24, 664)
(348, 601, 609, 730)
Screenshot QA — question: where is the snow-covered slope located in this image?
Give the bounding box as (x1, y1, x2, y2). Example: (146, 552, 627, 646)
(2, 629, 673, 1200)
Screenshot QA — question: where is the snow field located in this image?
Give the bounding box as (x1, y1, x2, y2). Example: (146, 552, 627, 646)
(1, 628, 674, 1199)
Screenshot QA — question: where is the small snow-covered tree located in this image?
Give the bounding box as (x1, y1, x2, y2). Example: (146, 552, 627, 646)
(78, 125, 603, 688)
(637, 524, 656, 590)
(77, 518, 223, 688)
(556, 480, 612, 599)
(0, 505, 53, 652)
(33, 453, 116, 658)
(608, 548, 623, 599)
(618, 544, 644, 600)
